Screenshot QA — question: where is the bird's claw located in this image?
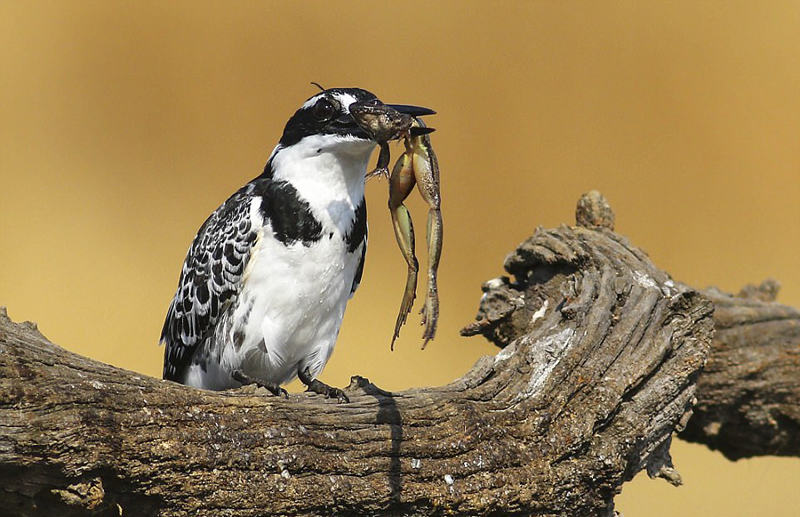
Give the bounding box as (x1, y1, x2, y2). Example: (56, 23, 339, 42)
(232, 369, 289, 398)
(298, 368, 350, 403)
(269, 385, 290, 399)
(326, 387, 350, 404)
(305, 380, 350, 403)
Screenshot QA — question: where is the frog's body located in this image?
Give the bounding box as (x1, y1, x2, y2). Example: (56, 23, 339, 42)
(388, 118, 442, 349)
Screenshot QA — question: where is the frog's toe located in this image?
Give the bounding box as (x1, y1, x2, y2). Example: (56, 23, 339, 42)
(367, 167, 390, 180)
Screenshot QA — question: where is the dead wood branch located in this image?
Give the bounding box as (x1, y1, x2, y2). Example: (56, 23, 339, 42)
(678, 281, 800, 459)
(5, 191, 790, 516)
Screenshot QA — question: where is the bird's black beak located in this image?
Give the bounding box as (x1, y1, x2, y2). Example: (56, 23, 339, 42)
(386, 104, 436, 136)
(385, 104, 436, 117)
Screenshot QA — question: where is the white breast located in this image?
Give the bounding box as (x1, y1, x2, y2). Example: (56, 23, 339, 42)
(182, 135, 374, 390)
(223, 223, 361, 386)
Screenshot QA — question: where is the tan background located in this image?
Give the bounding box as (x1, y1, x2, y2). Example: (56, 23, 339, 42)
(2, 2, 799, 514)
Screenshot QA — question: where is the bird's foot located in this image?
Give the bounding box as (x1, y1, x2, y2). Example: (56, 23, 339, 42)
(298, 369, 350, 403)
(232, 369, 288, 398)
(306, 379, 350, 403)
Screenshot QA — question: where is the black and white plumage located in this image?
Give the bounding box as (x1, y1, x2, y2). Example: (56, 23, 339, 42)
(160, 88, 428, 395)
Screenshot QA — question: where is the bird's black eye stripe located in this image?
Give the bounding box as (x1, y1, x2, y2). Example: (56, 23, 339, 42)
(313, 98, 338, 121)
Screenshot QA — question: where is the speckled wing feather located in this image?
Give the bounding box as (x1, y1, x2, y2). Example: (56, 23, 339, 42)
(160, 184, 259, 381)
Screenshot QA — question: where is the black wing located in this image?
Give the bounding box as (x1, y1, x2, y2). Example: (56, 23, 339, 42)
(160, 184, 260, 381)
(348, 197, 368, 297)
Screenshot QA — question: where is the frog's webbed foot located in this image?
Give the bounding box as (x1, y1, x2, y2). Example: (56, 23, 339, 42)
(392, 257, 418, 350)
(420, 277, 439, 348)
(232, 369, 289, 398)
(366, 166, 390, 180)
(298, 368, 350, 403)
(367, 142, 392, 180)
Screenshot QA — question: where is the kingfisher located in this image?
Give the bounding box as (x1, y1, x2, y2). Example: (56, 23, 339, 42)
(160, 87, 434, 401)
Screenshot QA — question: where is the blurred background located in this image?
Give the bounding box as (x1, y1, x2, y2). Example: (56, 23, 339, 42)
(2, 2, 799, 515)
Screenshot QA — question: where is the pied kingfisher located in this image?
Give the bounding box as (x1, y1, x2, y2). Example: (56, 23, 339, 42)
(160, 87, 433, 401)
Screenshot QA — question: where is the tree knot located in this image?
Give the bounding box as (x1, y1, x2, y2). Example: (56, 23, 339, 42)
(575, 191, 615, 230)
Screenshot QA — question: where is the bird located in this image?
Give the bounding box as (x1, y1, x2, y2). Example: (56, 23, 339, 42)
(160, 87, 433, 401)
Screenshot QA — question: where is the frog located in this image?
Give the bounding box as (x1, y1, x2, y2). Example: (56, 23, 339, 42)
(349, 101, 442, 350)
(387, 117, 442, 350)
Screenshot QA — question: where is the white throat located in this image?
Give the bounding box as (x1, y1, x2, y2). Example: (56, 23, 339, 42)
(269, 135, 375, 231)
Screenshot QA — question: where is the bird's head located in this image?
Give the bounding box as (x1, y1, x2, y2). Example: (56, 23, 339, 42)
(278, 87, 435, 150)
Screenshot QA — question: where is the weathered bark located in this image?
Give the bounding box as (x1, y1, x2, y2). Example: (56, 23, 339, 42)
(0, 191, 791, 516)
(678, 281, 800, 459)
(465, 224, 800, 463)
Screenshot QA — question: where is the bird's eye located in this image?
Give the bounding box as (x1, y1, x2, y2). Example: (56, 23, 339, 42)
(313, 99, 337, 120)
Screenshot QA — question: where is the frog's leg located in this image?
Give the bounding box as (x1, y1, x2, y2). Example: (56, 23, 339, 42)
(388, 147, 418, 350)
(411, 135, 442, 348)
(419, 208, 442, 348)
(367, 142, 391, 180)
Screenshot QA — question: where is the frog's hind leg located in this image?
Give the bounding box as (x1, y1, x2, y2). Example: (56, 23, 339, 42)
(420, 207, 442, 348)
(391, 203, 418, 350)
(388, 150, 418, 350)
(410, 130, 443, 348)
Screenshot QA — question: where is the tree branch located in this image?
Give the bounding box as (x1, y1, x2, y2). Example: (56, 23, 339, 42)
(4, 191, 789, 516)
(678, 281, 800, 459)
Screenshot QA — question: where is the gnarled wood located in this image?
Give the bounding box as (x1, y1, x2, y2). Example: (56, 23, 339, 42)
(679, 281, 800, 459)
(0, 192, 723, 516)
(466, 192, 800, 463)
